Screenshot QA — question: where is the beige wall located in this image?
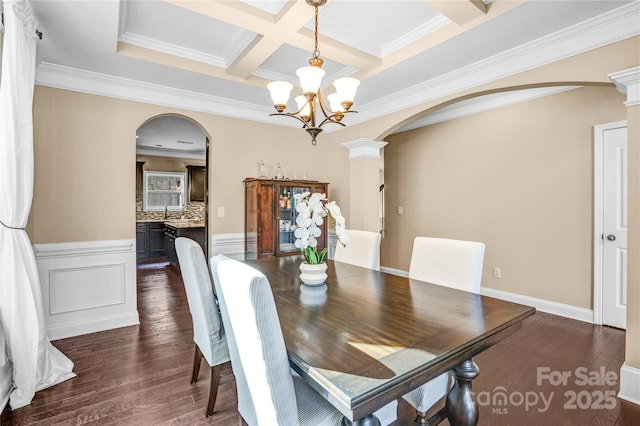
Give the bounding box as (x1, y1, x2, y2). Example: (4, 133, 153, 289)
(383, 86, 626, 309)
(30, 86, 350, 244)
(626, 102, 640, 369)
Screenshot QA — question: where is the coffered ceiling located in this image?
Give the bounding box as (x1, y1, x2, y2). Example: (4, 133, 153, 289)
(22, 0, 640, 154)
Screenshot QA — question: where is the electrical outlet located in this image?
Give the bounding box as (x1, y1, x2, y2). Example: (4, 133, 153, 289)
(218, 207, 225, 218)
(397, 206, 404, 215)
(493, 267, 502, 279)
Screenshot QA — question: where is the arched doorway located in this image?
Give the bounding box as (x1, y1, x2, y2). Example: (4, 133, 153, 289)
(134, 114, 210, 266)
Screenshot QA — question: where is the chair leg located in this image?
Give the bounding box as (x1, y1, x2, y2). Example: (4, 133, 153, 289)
(191, 344, 203, 384)
(206, 365, 221, 417)
(414, 410, 427, 425)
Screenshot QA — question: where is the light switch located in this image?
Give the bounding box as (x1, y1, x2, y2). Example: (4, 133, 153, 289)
(218, 207, 225, 218)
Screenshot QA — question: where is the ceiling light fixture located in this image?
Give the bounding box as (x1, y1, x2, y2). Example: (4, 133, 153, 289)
(267, 0, 360, 145)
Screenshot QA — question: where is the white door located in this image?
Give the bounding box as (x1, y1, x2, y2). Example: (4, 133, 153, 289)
(602, 124, 627, 329)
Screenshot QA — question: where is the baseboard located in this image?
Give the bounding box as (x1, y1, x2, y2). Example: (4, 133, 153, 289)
(47, 312, 140, 341)
(480, 287, 594, 323)
(380, 266, 409, 277)
(619, 363, 640, 405)
(379, 267, 593, 323)
(34, 239, 139, 340)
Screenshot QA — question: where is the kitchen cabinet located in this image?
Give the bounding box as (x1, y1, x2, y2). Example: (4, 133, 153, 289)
(164, 222, 206, 267)
(136, 161, 145, 202)
(136, 221, 166, 259)
(244, 178, 329, 260)
(187, 165, 206, 202)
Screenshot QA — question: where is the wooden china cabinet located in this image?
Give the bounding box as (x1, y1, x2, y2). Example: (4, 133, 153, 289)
(244, 178, 329, 260)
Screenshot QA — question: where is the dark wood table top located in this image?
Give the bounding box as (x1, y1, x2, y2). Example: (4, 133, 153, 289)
(244, 256, 536, 421)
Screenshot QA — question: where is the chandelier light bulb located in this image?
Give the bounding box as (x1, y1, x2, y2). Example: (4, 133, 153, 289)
(296, 65, 325, 95)
(327, 93, 344, 112)
(333, 77, 360, 110)
(267, 81, 293, 112)
(295, 95, 312, 121)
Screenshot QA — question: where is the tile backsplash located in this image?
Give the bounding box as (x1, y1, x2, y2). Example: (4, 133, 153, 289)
(136, 201, 205, 221)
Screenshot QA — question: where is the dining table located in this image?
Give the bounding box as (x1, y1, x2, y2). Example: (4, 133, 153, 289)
(244, 256, 536, 426)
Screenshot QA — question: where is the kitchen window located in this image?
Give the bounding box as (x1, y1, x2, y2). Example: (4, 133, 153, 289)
(143, 171, 186, 211)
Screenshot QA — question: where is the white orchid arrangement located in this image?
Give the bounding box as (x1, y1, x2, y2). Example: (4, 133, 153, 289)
(293, 192, 349, 264)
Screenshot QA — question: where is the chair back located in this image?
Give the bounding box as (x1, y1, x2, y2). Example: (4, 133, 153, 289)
(210, 255, 298, 426)
(175, 237, 230, 366)
(408, 237, 485, 293)
(334, 229, 381, 271)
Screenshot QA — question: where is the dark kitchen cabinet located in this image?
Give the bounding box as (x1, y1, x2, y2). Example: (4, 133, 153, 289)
(164, 224, 206, 267)
(136, 221, 166, 259)
(187, 165, 206, 202)
(136, 161, 145, 202)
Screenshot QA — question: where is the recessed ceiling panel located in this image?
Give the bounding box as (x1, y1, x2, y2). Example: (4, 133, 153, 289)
(309, 1, 448, 58)
(121, 0, 256, 67)
(240, 0, 290, 15)
(255, 43, 357, 87)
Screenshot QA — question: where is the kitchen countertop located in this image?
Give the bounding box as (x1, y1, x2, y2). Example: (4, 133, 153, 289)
(136, 219, 205, 228)
(164, 220, 205, 229)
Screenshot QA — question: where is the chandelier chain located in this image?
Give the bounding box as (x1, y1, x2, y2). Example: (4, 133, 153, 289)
(313, 5, 320, 58)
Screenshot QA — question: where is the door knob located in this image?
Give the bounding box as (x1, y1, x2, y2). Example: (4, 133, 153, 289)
(607, 234, 616, 241)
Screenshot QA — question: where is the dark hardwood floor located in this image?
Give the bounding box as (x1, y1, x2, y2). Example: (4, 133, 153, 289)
(2, 259, 639, 425)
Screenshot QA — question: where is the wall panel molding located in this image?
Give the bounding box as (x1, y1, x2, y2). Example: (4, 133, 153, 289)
(210, 233, 245, 260)
(34, 239, 139, 340)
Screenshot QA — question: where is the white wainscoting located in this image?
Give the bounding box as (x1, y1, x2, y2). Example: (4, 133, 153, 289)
(210, 233, 245, 260)
(34, 239, 139, 341)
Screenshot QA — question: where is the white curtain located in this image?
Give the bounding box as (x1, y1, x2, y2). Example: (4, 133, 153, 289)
(0, 0, 75, 409)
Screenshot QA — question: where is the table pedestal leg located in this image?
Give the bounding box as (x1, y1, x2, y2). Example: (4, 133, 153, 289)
(445, 358, 480, 426)
(342, 414, 381, 426)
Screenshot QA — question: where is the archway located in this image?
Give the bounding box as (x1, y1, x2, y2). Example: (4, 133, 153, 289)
(135, 114, 211, 266)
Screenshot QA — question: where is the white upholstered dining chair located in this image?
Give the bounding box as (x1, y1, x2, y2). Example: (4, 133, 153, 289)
(210, 254, 344, 425)
(403, 236, 486, 424)
(175, 237, 231, 417)
(333, 229, 381, 271)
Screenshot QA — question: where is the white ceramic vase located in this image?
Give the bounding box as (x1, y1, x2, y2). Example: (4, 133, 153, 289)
(299, 262, 328, 286)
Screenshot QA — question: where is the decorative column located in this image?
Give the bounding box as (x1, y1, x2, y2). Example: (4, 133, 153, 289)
(342, 138, 387, 232)
(609, 66, 640, 405)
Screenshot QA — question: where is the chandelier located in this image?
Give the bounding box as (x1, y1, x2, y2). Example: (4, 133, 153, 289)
(267, 0, 360, 145)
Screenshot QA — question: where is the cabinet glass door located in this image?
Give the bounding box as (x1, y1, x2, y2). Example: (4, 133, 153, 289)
(277, 185, 308, 254)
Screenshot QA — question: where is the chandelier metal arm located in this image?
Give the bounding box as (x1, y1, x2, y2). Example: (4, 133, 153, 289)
(268, 111, 311, 127)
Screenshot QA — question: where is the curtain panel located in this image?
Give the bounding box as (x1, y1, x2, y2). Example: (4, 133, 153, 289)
(0, 0, 75, 410)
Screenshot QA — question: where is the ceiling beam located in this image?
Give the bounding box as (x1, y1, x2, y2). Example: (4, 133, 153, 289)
(166, 0, 379, 79)
(424, 0, 487, 25)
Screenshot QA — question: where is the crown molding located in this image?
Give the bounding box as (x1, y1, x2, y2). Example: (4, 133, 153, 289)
(382, 15, 451, 58)
(342, 138, 388, 159)
(35, 62, 283, 125)
(609, 66, 640, 106)
(119, 31, 255, 69)
(394, 86, 581, 133)
(34, 2, 640, 130)
(353, 1, 640, 127)
(118, 32, 227, 68)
